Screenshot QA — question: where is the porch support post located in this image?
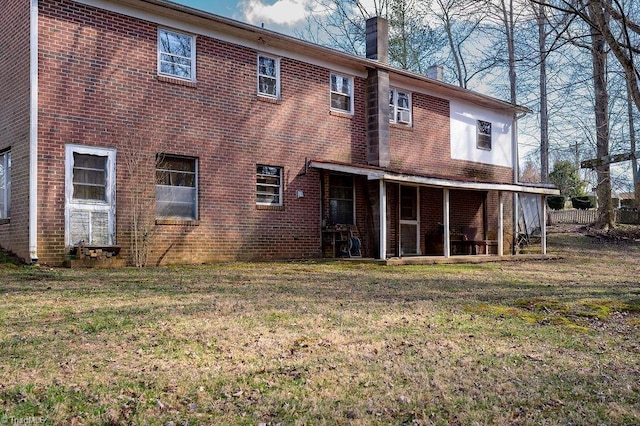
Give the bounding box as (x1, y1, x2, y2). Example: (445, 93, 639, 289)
(443, 188, 450, 258)
(498, 191, 504, 256)
(541, 194, 547, 255)
(379, 180, 387, 259)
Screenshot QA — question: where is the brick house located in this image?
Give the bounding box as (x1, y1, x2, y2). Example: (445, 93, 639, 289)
(0, 0, 558, 266)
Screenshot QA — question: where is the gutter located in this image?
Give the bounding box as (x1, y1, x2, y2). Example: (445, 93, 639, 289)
(29, 0, 38, 263)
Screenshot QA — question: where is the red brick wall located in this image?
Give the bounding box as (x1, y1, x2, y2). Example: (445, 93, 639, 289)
(36, 0, 371, 265)
(35, 0, 516, 265)
(0, 0, 31, 262)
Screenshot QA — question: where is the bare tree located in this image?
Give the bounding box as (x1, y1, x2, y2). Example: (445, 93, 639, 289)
(429, 0, 490, 87)
(300, 0, 445, 73)
(120, 128, 162, 267)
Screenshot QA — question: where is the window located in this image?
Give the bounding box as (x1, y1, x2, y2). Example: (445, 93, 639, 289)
(256, 165, 283, 206)
(258, 55, 279, 98)
(389, 89, 411, 124)
(0, 150, 10, 219)
(72, 153, 108, 201)
(156, 155, 197, 220)
(330, 73, 353, 113)
(158, 28, 195, 81)
(329, 174, 354, 225)
(477, 120, 492, 150)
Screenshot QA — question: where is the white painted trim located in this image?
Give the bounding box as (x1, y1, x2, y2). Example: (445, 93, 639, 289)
(541, 194, 547, 255)
(29, 0, 39, 263)
(308, 161, 560, 195)
(443, 188, 450, 258)
(399, 184, 420, 255)
(379, 180, 386, 260)
(256, 164, 283, 207)
(157, 27, 197, 82)
(65, 145, 117, 247)
(329, 72, 355, 115)
(498, 192, 504, 256)
(257, 54, 280, 99)
(390, 88, 412, 125)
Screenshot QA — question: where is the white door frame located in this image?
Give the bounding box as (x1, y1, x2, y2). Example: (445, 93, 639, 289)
(399, 184, 421, 256)
(65, 144, 116, 248)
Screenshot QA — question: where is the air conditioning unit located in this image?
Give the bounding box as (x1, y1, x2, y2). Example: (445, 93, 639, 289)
(398, 110, 410, 124)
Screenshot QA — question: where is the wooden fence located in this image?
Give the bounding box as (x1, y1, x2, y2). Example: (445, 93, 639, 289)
(548, 209, 639, 225)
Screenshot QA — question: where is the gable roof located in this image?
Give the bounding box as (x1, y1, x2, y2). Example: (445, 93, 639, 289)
(92, 0, 529, 115)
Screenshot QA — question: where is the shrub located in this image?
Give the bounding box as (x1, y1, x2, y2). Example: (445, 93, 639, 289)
(571, 196, 596, 210)
(547, 195, 565, 210)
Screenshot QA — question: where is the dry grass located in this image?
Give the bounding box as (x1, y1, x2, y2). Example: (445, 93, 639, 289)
(1, 229, 640, 425)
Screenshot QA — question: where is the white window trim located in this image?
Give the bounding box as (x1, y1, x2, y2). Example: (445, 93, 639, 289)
(64, 145, 116, 247)
(330, 73, 354, 114)
(0, 150, 10, 219)
(155, 154, 199, 220)
(256, 165, 283, 206)
(157, 28, 196, 82)
(257, 54, 280, 99)
(477, 120, 492, 151)
(390, 88, 412, 125)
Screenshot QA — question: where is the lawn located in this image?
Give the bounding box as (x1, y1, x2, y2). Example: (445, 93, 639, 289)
(1, 230, 639, 425)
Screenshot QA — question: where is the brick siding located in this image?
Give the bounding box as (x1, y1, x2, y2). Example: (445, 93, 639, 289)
(0, 0, 31, 262)
(27, 0, 516, 264)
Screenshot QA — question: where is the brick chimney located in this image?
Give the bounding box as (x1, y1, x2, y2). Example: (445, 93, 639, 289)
(427, 64, 444, 81)
(365, 17, 390, 167)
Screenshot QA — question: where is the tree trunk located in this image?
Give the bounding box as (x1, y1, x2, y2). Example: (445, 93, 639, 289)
(628, 81, 640, 211)
(589, 3, 615, 229)
(537, 2, 549, 182)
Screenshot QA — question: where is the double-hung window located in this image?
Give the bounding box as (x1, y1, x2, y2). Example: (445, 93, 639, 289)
(477, 120, 492, 150)
(389, 89, 411, 124)
(329, 174, 354, 225)
(158, 28, 196, 81)
(330, 73, 353, 114)
(256, 165, 283, 206)
(257, 55, 280, 98)
(0, 150, 10, 219)
(156, 155, 198, 220)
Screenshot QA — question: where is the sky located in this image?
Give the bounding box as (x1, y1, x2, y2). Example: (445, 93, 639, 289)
(171, 0, 314, 35)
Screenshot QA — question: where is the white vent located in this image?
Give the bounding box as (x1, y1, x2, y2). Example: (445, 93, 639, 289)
(398, 110, 411, 124)
(70, 210, 110, 245)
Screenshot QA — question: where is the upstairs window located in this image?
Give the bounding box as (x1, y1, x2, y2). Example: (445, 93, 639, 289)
(389, 89, 411, 124)
(156, 155, 198, 220)
(477, 120, 492, 150)
(158, 28, 196, 81)
(256, 165, 283, 206)
(330, 73, 353, 114)
(329, 174, 354, 225)
(0, 150, 10, 219)
(258, 55, 280, 98)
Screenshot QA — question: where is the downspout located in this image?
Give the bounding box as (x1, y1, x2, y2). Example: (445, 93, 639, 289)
(29, 0, 39, 263)
(512, 112, 524, 255)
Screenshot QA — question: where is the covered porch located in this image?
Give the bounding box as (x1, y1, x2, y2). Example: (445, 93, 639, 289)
(311, 160, 559, 260)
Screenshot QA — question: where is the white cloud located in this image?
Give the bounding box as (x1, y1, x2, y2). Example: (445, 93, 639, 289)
(239, 0, 315, 27)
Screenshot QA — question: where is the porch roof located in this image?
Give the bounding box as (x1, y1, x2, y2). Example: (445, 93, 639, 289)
(309, 160, 560, 196)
